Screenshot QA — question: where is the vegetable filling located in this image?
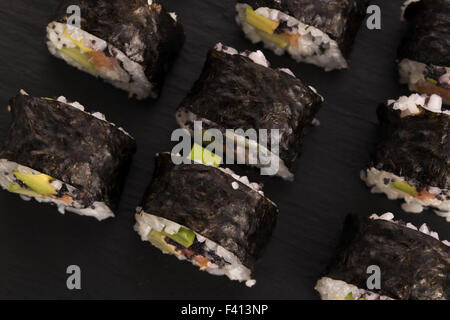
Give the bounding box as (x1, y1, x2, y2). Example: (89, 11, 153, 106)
(245, 7, 299, 50)
(8, 170, 78, 205)
(4, 164, 96, 209)
(58, 28, 120, 74)
(149, 227, 229, 270)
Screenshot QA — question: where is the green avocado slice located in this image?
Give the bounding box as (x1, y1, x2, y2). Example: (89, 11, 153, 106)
(344, 292, 366, 300)
(59, 47, 96, 73)
(149, 227, 196, 252)
(8, 184, 42, 197)
(163, 227, 195, 248)
(149, 230, 177, 255)
(255, 29, 289, 48)
(425, 77, 438, 85)
(344, 292, 355, 300)
(392, 181, 418, 196)
(245, 7, 279, 35)
(13, 171, 57, 195)
(189, 143, 222, 167)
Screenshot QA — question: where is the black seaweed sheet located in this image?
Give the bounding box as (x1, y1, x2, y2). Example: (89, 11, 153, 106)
(0, 93, 136, 211)
(372, 103, 450, 190)
(239, 0, 369, 58)
(398, 0, 450, 67)
(324, 214, 450, 300)
(141, 153, 279, 270)
(53, 0, 185, 97)
(177, 47, 323, 177)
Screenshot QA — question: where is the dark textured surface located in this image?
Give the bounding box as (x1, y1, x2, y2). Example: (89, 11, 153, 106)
(0, 0, 449, 299)
(241, 0, 369, 58)
(373, 103, 450, 190)
(141, 153, 278, 270)
(0, 93, 136, 210)
(54, 0, 185, 97)
(325, 215, 450, 300)
(398, 0, 450, 67)
(177, 48, 323, 176)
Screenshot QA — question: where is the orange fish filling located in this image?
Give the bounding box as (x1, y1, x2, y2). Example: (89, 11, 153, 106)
(416, 81, 450, 103)
(180, 248, 212, 270)
(49, 194, 74, 204)
(416, 189, 438, 201)
(89, 51, 119, 70)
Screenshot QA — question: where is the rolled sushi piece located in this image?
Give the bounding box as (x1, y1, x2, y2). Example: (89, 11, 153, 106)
(46, 0, 185, 100)
(176, 43, 323, 181)
(398, 0, 450, 105)
(315, 213, 450, 300)
(0, 90, 136, 221)
(134, 153, 278, 287)
(235, 0, 369, 71)
(361, 93, 450, 221)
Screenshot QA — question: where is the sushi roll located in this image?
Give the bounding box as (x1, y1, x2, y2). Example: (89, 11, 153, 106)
(0, 90, 136, 221)
(315, 213, 450, 300)
(361, 93, 450, 220)
(46, 0, 185, 100)
(134, 153, 278, 287)
(235, 0, 369, 71)
(176, 43, 324, 181)
(398, 0, 450, 105)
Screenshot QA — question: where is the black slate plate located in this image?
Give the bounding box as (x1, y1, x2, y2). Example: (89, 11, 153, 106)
(0, 0, 448, 299)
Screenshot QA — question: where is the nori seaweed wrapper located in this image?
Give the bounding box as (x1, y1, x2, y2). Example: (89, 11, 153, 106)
(324, 214, 450, 300)
(239, 0, 369, 58)
(399, 0, 450, 67)
(372, 102, 450, 189)
(53, 0, 185, 96)
(177, 47, 323, 177)
(0, 93, 136, 211)
(141, 153, 279, 270)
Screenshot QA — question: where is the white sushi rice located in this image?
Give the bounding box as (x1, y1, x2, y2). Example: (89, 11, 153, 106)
(134, 210, 256, 287)
(398, 59, 450, 104)
(315, 212, 449, 300)
(315, 277, 394, 300)
(235, 3, 348, 71)
(362, 168, 450, 221)
(387, 91, 448, 116)
(46, 22, 154, 100)
(0, 159, 114, 221)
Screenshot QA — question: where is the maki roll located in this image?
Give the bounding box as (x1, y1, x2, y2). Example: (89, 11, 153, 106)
(0, 90, 136, 221)
(176, 43, 323, 181)
(315, 213, 450, 300)
(235, 0, 369, 71)
(361, 93, 450, 220)
(46, 0, 185, 100)
(398, 0, 450, 105)
(134, 153, 278, 287)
